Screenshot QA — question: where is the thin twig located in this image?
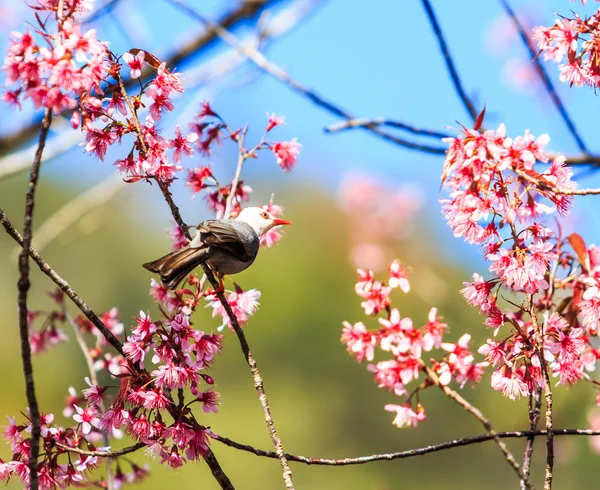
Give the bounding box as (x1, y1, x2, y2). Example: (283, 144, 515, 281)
(500, 0, 589, 155)
(166, 0, 447, 155)
(55, 442, 146, 457)
(325, 118, 451, 139)
(420, 0, 478, 121)
(512, 166, 600, 195)
(213, 428, 600, 466)
(223, 128, 247, 219)
(63, 308, 114, 489)
(201, 264, 295, 490)
(17, 108, 52, 490)
(424, 365, 532, 488)
(521, 388, 542, 490)
(528, 295, 554, 490)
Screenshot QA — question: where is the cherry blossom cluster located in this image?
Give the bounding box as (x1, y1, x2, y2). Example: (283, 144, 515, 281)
(27, 302, 68, 355)
(3, 0, 107, 113)
(533, 7, 600, 87)
(341, 261, 486, 428)
(1, 410, 149, 488)
(442, 120, 600, 401)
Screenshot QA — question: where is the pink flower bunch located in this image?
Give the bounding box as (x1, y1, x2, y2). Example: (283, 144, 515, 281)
(26, 308, 68, 355)
(3, 0, 107, 113)
(1, 410, 149, 488)
(186, 107, 300, 217)
(533, 8, 600, 87)
(442, 121, 600, 400)
(342, 262, 485, 428)
(206, 284, 261, 331)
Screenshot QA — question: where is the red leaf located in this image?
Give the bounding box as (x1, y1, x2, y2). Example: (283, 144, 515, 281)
(473, 105, 486, 132)
(567, 233, 589, 273)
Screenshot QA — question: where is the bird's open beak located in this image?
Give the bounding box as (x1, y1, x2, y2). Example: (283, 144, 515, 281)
(273, 218, 292, 226)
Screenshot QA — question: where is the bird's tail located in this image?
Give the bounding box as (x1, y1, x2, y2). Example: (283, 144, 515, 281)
(142, 246, 208, 290)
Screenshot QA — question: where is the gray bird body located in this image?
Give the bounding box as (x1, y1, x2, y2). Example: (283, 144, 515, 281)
(143, 219, 260, 290)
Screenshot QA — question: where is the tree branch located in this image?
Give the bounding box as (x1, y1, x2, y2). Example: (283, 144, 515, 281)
(325, 118, 451, 139)
(420, 0, 478, 121)
(166, 0, 447, 155)
(200, 265, 295, 490)
(17, 108, 53, 490)
(213, 428, 600, 466)
(424, 365, 531, 488)
(521, 388, 542, 490)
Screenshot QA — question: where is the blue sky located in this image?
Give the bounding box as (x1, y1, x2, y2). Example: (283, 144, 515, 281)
(2, 0, 600, 265)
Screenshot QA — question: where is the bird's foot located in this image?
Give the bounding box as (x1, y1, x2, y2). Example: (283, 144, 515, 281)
(202, 276, 225, 297)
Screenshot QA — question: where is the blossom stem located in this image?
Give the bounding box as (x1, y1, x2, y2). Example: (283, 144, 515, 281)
(527, 295, 554, 490)
(223, 127, 247, 219)
(63, 308, 114, 490)
(521, 388, 542, 490)
(17, 107, 52, 490)
(423, 365, 532, 488)
(201, 264, 295, 490)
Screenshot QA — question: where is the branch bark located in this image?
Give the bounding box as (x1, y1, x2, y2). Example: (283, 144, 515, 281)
(17, 108, 53, 490)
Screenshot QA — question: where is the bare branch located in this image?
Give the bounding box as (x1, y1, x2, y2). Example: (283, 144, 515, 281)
(55, 442, 146, 457)
(325, 118, 451, 139)
(424, 365, 532, 488)
(224, 128, 247, 219)
(17, 108, 53, 490)
(500, 0, 589, 155)
(213, 428, 600, 466)
(166, 0, 446, 155)
(420, 0, 478, 121)
(528, 295, 554, 490)
(521, 388, 542, 490)
(201, 264, 295, 490)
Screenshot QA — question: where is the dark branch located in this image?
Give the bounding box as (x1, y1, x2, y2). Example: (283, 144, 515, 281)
(420, 0, 478, 121)
(521, 388, 542, 490)
(500, 0, 589, 155)
(214, 428, 600, 466)
(17, 108, 52, 490)
(325, 118, 451, 140)
(167, 0, 446, 156)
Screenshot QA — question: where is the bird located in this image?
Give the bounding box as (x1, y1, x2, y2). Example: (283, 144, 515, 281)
(142, 207, 291, 290)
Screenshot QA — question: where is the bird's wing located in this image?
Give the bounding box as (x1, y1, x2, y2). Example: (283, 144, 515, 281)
(197, 220, 256, 262)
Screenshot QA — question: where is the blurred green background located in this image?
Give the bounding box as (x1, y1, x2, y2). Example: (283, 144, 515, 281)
(0, 170, 598, 490)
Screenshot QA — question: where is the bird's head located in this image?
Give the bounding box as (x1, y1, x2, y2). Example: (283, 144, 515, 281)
(235, 207, 292, 237)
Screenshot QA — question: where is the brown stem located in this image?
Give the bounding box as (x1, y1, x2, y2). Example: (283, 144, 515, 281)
(424, 365, 532, 489)
(17, 108, 52, 490)
(201, 264, 295, 490)
(223, 128, 247, 219)
(528, 295, 554, 490)
(521, 388, 542, 490)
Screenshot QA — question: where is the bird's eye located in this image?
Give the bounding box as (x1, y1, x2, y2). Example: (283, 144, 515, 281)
(261, 212, 269, 219)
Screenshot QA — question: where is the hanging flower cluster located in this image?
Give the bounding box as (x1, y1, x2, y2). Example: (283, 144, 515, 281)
(341, 261, 486, 428)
